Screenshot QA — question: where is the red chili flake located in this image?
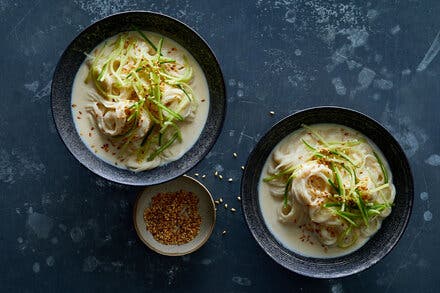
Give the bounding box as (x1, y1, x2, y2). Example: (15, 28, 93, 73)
(79, 111, 82, 115)
(77, 116, 81, 120)
(101, 144, 110, 152)
(88, 133, 92, 137)
(91, 127, 95, 131)
(71, 104, 77, 108)
(201, 99, 206, 102)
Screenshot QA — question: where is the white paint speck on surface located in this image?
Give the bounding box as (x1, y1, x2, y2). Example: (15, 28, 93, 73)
(51, 237, 58, 245)
(201, 258, 212, 265)
(237, 81, 244, 88)
(182, 255, 191, 262)
(232, 276, 252, 286)
(420, 192, 429, 201)
(331, 283, 344, 293)
(358, 67, 376, 88)
(70, 227, 85, 243)
(166, 265, 179, 285)
(46, 256, 55, 267)
(390, 25, 401, 35)
(24, 81, 39, 92)
(331, 77, 347, 95)
(58, 224, 67, 232)
(374, 54, 383, 63)
(74, 0, 138, 22)
(27, 212, 53, 239)
(374, 79, 394, 90)
(341, 28, 369, 48)
(425, 154, 440, 166)
(17, 237, 23, 244)
(214, 164, 224, 172)
(83, 256, 98, 272)
(285, 9, 296, 23)
(367, 9, 379, 20)
(417, 29, 440, 72)
(424, 211, 433, 222)
(32, 80, 52, 102)
(33, 262, 40, 273)
(294, 49, 302, 56)
(236, 89, 244, 97)
(228, 79, 236, 87)
(402, 69, 411, 75)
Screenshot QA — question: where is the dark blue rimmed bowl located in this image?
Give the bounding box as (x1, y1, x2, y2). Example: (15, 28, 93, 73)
(241, 106, 413, 278)
(51, 11, 226, 186)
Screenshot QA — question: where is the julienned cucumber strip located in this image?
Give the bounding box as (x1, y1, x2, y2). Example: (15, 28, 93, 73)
(147, 132, 179, 161)
(373, 151, 389, 183)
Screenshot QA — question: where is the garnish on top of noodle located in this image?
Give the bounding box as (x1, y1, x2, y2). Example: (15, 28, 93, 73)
(83, 31, 198, 164)
(264, 124, 395, 249)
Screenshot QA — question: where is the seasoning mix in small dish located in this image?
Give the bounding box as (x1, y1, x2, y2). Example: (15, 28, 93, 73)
(143, 190, 202, 245)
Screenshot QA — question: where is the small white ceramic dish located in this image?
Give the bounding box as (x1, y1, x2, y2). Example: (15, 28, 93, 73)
(133, 175, 216, 256)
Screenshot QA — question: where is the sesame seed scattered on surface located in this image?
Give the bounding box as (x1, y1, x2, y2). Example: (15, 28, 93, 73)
(269, 111, 275, 115)
(224, 204, 228, 208)
(214, 200, 219, 205)
(241, 166, 245, 170)
(219, 174, 223, 180)
(228, 178, 233, 182)
(222, 230, 227, 235)
(231, 208, 236, 212)
(202, 174, 206, 178)
(214, 171, 218, 176)
(219, 198, 223, 203)
(233, 152, 238, 158)
(194, 173, 199, 177)
(237, 196, 241, 201)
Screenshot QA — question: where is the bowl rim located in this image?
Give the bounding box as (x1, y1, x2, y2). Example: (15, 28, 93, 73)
(240, 105, 414, 278)
(50, 10, 226, 186)
(132, 174, 216, 256)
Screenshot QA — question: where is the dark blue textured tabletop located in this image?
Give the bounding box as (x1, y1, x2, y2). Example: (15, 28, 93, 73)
(1, 0, 439, 292)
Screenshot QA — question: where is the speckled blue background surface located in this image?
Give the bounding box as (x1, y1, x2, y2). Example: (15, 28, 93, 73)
(1, 0, 439, 292)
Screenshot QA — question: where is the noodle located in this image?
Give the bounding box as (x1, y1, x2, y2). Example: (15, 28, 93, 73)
(261, 124, 395, 255)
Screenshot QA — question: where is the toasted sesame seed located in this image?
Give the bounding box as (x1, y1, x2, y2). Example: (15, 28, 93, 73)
(241, 166, 245, 170)
(228, 178, 233, 182)
(194, 173, 199, 177)
(219, 174, 223, 180)
(269, 111, 275, 115)
(219, 198, 223, 203)
(214, 200, 219, 204)
(231, 208, 236, 212)
(224, 204, 228, 208)
(202, 174, 206, 178)
(222, 230, 227, 235)
(233, 152, 238, 158)
(237, 196, 241, 201)
(214, 171, 218, 176)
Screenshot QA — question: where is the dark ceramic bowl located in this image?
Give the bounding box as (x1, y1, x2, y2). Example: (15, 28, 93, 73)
(51, 11, 226, 186)
(241, 106, 413, 278)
